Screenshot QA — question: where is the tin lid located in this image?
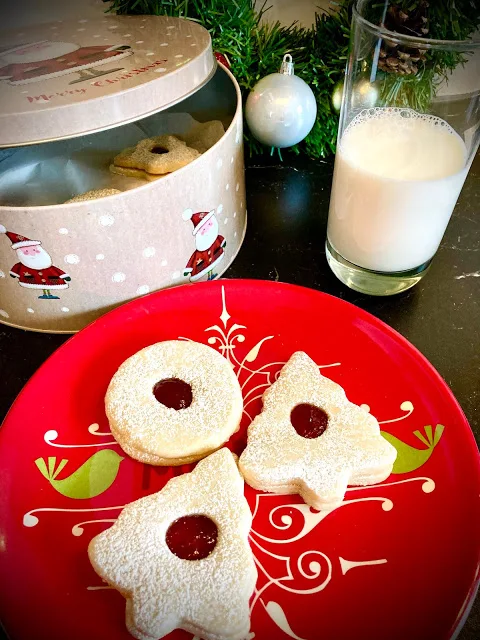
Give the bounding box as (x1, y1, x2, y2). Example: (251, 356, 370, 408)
(0, 15, 215, 147)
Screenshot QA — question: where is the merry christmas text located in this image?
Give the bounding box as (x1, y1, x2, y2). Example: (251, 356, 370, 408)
(92, 60, 168, 86)
(24, 60, 168, 103)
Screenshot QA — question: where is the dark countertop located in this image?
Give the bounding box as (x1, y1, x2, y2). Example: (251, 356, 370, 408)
(0, 153, 478, 639)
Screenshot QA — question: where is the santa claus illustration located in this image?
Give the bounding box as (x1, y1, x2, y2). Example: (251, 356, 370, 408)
(0, 225, 71, 299)
(0, 40, 132, 85)
(182, 209, 226, 282)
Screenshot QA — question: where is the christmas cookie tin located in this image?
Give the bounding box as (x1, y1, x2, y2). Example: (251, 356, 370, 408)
(0, 15, 246, 332)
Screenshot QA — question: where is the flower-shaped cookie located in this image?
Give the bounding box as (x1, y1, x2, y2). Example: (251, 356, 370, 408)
(181, 120, 225, 153)
(88, 449, 257, 640)
(239, 351, 397, 511)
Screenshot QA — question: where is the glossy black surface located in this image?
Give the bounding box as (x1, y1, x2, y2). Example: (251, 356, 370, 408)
(0, 153, 478, 639)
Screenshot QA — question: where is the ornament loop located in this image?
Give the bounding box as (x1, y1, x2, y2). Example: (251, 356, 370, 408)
(280, 54, 294, 76)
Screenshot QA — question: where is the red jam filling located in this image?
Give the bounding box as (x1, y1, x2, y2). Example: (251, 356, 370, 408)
(290, 403, 328, 439)
(153, 378, 192, 410)
(166, 515, 218, 560)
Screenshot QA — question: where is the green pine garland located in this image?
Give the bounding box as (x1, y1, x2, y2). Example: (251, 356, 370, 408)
(106, 0, 479, 159)
(368, 1, 480, 111)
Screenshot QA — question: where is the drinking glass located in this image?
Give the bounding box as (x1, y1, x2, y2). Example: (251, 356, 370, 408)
(326, 0, 480, 295)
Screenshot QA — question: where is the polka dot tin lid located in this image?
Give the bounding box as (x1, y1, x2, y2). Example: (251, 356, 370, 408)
(0, 15, 215, 147)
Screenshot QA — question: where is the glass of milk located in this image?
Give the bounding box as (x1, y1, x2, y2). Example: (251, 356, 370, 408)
(326, 0, 480, 295)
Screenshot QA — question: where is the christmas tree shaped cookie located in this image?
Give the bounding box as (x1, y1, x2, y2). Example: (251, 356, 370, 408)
(88, 449, 257, 640)
(239, 352, 397, 511)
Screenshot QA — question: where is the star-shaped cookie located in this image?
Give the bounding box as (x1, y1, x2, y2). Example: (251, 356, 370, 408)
(111, 134, 200, 176)
(88, 449, 257, 640)
(239, 352, 397, 511)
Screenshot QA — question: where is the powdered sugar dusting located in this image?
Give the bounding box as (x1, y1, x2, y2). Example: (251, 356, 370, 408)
(88, 449, 256, 639)
(105, 341, 243, 460)
(239, 351, 397, 510)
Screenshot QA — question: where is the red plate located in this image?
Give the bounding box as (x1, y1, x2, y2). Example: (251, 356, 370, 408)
(0, 280, 479, 640)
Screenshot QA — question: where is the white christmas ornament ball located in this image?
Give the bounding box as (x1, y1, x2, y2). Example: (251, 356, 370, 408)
(245, 57, 317, 148)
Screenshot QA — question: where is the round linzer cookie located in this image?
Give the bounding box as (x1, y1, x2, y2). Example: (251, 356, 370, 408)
(239, 351, 397, 510)
(105, 340, 243, 465)
(88, 448, 257, 640)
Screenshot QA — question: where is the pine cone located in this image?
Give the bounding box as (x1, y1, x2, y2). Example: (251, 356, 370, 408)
(378, 1, 429, 76)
